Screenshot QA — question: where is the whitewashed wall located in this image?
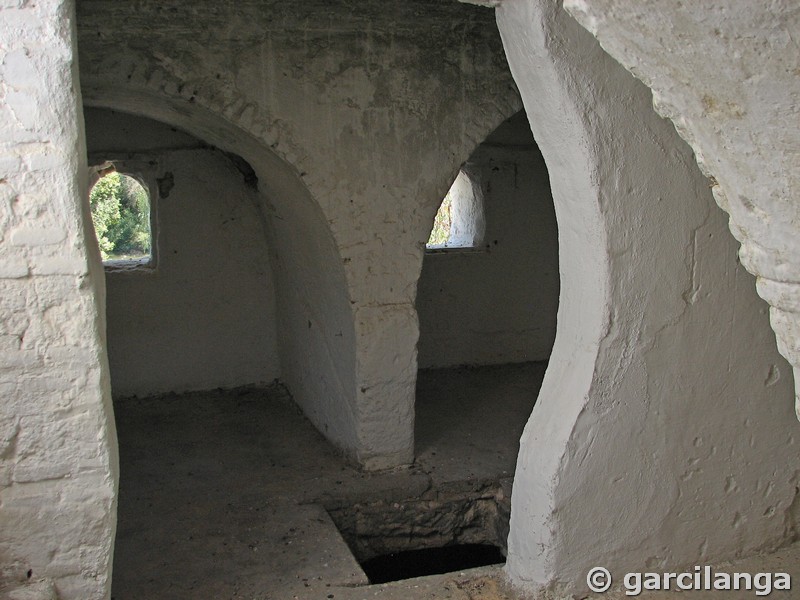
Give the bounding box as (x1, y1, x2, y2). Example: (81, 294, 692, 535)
(496, 1, 798, 595)
(76, 0, 521, 469)
(85, 109, 281, 397)
(563, 0, 800, 420)
(0, 1, 117, 598)
(4, 2, 796, 597)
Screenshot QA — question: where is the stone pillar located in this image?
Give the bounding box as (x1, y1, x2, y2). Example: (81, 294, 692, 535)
(0, 0, 118, 598)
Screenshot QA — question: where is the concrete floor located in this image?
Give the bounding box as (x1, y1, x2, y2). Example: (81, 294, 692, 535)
(110, 363, 545, 600)
(110, 362, 800, 600)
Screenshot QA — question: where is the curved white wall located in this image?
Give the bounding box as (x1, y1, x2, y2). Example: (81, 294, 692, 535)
(563, 0, 800, 419)
(496, 1, 798, 595)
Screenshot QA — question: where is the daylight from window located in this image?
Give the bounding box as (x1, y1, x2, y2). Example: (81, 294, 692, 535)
(90, 171, 151, 262)
(426, 169, 484, 250)
(427, 193, 453, 247)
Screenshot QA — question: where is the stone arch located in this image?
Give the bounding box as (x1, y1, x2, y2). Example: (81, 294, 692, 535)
(76, 10, 523, 275)
(562, 0, 800, 419)
(413, 109, 520, 251)
(495, 0, 798, 596)
(81, 86, 361, 463)
(77, 2, 523, 467)
(413, 106, 560, 470)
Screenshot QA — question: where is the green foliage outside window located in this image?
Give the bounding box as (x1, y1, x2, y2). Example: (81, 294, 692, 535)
(89, 172, 151, 261)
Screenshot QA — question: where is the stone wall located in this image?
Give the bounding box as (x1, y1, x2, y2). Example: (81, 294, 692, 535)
(0, 1, 117, 598)
(563, 0, 800, 419)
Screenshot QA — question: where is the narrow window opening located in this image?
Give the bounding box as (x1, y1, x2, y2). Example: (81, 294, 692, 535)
(426, 168, 485, 250)
(89, 167, 152, 264)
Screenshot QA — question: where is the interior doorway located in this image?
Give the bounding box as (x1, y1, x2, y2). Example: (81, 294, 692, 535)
(414, 108, 560, 534)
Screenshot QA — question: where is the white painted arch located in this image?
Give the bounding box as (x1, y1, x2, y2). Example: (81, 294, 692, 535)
(81, 87, 362, 466)
(495, 0, 798, 595)
(76, 0, 524, 468)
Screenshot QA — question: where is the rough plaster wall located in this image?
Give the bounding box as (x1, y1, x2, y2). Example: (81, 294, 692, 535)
(83, 95, 360, 469)
(417, 113, 558, 368)
(260, 154, 360, 464)
(496, 1, 798, 595)
(84, 110, 280, 396)
(0, 1, 117, 598)
(76, 0, 522, 469)
(563, 0, 800, 418)
(84, 106, 202, 153)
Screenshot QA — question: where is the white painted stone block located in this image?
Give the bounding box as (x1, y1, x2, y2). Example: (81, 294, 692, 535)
(3, 580, 57, 600)
(0, 258, 28, 278)
(9, 227, 65, 246)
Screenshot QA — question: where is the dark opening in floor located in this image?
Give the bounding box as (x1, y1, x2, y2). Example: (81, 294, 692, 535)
(360, 544, 506, 584)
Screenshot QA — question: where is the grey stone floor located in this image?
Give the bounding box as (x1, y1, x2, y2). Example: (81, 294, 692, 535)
(110, 363, 545, 600)
(109, 362, 800, 599)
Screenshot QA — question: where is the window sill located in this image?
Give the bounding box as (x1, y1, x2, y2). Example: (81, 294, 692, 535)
(103, 257, 155, 273)
(424, 246, 488, 255)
